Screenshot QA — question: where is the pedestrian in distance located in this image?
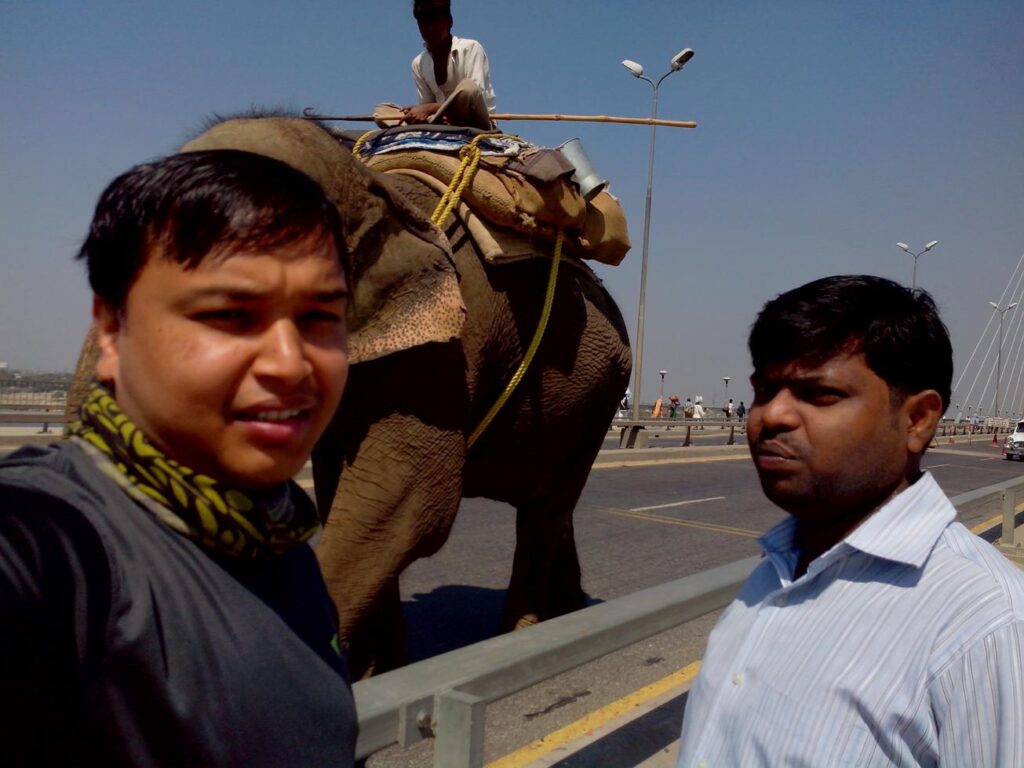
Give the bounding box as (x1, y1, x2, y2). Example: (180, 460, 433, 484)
(676, 275, 1024, 767)
(0, 151, 358, 766)
(736, 400, 746, 420)
(692, 397, 705, 429)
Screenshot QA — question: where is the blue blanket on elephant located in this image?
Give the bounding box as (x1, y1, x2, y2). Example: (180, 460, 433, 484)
(354, 128, 524, 158)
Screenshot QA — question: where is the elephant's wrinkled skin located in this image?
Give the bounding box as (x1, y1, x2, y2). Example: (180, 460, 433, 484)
(70, 117, 632, 677)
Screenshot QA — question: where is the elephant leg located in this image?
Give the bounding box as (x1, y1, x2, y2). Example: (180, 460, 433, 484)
(313, 343, 468, 678)
(502, 498, 586, 631)
(499, 436, 603, 632)
(317, 413, 464, 677)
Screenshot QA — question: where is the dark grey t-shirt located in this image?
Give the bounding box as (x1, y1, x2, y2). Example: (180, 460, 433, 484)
(0, 441, 357, 767)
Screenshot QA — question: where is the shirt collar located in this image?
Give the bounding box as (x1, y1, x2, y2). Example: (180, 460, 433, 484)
(423, 34, 460, 53)
(758, 471, 955, 578)
(844, 472, 955, 567)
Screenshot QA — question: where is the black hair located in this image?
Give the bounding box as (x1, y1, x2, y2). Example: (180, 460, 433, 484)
(749, 275, 953, 409)
(413, 0, 451, 21)
(77, 149, 345, 309)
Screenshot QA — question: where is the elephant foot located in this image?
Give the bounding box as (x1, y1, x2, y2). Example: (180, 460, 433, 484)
(513, 613, 539, 630)
(342, 580, 408, 679)
(346, 626, 408, 680)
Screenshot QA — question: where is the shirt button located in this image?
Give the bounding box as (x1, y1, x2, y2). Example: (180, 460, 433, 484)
(733, 672, 744, 686)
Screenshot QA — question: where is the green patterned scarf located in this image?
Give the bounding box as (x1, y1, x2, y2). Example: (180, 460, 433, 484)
(68, 383, 319, 559)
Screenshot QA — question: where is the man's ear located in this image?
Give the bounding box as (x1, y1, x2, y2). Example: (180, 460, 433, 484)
(92, 296, 122, 386)
(903, 389, 944, 454)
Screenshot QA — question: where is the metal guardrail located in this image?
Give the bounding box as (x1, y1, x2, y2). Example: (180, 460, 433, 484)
(612, 418, 1011, 450)
(0, 410, 67, 433)
(352, 475, 1024, 767)
(612, 418, 745, 448)
(0, 374, 70, 409)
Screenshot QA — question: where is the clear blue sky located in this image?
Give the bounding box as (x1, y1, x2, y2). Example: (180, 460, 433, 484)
(2, 1, 1023, 409)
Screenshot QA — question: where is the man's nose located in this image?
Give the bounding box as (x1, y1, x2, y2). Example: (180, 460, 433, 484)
(753, 390, 800, 432)
(255, 321, 312, 384)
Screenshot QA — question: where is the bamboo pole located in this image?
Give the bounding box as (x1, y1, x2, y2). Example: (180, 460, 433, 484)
(301, 107, 696, 129)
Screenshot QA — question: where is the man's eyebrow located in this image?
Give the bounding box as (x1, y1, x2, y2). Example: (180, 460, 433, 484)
(752, 369, 829, 385)
(306, 287, 350, 302)
(183, 286, 350, 302)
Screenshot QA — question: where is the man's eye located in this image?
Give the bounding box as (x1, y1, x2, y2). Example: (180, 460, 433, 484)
(195, 309, 254, 328)
(301, 309, 344, 326)
(805, 389, 843, 405)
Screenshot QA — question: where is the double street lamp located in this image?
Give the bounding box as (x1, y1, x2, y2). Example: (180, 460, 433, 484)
(623, 47, 695, 419)
(990, 300, 1017, 417)
(896, 240, 938, 290)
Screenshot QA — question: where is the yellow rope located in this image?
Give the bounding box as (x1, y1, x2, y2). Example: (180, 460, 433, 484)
(431, 139, 483, 226)
(348, 127, 557, 449)
(467, 230, 564, 448)
(429, 132, 520, 226)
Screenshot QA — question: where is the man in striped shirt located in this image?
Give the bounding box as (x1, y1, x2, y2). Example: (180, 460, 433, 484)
(678, 275, 1024, 767)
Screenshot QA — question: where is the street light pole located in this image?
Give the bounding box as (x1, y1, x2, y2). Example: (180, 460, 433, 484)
(659, 370, 667, 400)
(989, 300, 1017, 417)
(623, 48, 694, 420)
(896, 240, 938, 290)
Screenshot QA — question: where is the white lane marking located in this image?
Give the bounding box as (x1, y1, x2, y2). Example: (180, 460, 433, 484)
(630, 495, 725, 512)
(923, 463, 950, 470)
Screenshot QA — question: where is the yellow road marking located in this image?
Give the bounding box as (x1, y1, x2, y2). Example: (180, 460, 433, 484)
(593, 453, 748, 469)
(486, 661, 702, 768)
(610, 508, 761, 538)
(970, 499, 1024, 534)
(632, 496, 725, 512)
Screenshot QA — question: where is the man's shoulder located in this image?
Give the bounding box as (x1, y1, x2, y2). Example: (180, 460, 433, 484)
(452, 36, 485, 51)
(0, 440, 131, 548)
(0, 440, 85, 495)
(934, 522, 1024, 617)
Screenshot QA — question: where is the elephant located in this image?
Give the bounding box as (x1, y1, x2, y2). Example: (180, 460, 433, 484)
(68, 116, 632, 677)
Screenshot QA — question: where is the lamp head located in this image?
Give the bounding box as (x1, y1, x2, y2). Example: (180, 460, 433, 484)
(925, 240, 939, 250)
(622, 60, 644, 78)
(1010, 303, 1019, 311)
(659, 369, 667, 376)
(896, 242, 910, 252)
(670, 48, 695, 71)
(990, 301, 1000, 310)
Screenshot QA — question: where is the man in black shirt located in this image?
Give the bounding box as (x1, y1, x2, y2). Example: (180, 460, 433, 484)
(0, 150, 357, 766)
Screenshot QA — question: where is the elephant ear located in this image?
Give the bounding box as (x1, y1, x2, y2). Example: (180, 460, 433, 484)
(180, 117, 465, 364)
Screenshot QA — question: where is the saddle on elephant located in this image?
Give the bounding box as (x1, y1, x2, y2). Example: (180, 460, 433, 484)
(345, 126, 631, 267)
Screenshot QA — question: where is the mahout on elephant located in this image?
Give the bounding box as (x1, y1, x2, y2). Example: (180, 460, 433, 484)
(69, 114, 632, 677)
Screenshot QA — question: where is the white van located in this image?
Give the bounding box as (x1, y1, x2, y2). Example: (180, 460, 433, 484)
(1004, 420, 1024, 460)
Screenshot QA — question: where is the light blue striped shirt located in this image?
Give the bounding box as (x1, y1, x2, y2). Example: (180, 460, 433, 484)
(677, 472, 1024, 767)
